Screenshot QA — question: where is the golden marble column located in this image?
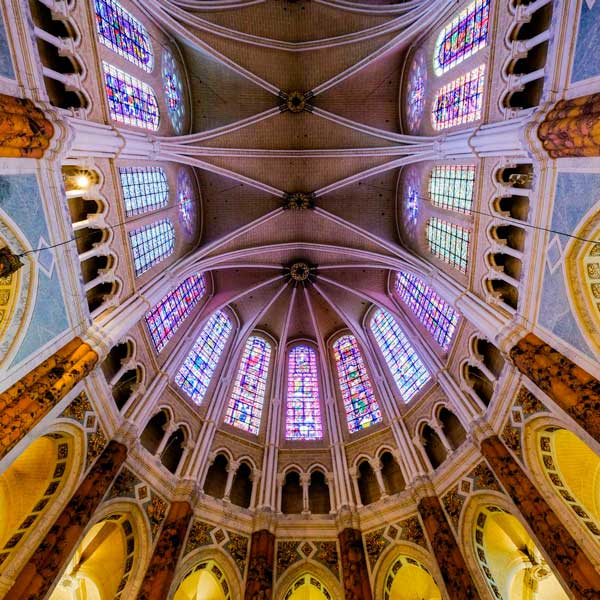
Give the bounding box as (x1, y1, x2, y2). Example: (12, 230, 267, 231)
(338, 527, 373, 600)
(244, 529, 275, 600)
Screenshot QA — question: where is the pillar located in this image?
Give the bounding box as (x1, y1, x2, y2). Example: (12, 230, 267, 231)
(338, 527, 373, 600)
(136, 501, 193, 600)
(0, 337, 98, 459)
(6, 441, 127, 599)
(244, 529, 275, 600)
(538, 92, 600, 157)
(510, 333, 600, 442)
(417, 495, 479, 599)
(481, 435, 600, 599)
(0, 93, 54, 157)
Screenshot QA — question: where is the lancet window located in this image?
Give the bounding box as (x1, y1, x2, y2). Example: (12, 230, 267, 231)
(395, 272, 459, 351)
(145, 274, 206, 352)
(119, 167, 168, 216)
(285, 345, 323, 441)
(175, 311, 232, 405)
(225, 336, 272, 435)
(426, 218, 470, 272)
(429, 165, 475, 214)
(128, 219, 174, 276)
(94, 0, 153, 71)
(371, 309, 431, 402)
(333, 335, 382, 433)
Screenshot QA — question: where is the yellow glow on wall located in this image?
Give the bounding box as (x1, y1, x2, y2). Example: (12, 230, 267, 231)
(388, 563, 442, 600)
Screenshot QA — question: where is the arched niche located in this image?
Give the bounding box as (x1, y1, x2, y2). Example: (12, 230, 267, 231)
(282, 470, 303, 514)
(141, 410, 169, 455)
(379, 451, 405, 495)
(308, 470, 330, 514)
(161, 427, 186, 474)
(230, 461, 253, 508)
(438, 407, 466, 450)
(357, 459, 380, 505)
(472, 505, 568, 599)
(204, 453, 229, 499)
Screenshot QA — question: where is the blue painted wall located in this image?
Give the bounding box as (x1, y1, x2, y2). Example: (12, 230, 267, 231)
(0, 12, 14, 79)
(572, 0, 600, 82)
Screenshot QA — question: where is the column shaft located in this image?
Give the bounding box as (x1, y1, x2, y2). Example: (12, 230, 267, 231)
(6, 441, 127, 599)
(136, 501, 193, 600)
(481, 435, 600, 599)
(338, 527, 373, 600)
(244, 529, 275, 600)
(417, 496, 480, 599)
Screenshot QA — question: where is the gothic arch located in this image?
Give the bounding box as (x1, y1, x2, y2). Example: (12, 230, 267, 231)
(273, 559, 343, 600)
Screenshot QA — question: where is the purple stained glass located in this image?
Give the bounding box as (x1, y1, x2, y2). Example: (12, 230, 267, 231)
(395, 272, 459, 351)
(406, 50, 427, 133)
(225, 336, 272, 435)
(285, 345, 323, 441)
(333, 335, 382, 433)
(145, 274, 206, 353)
(162, 48, 185, 133)
(177, 169, 195, 237)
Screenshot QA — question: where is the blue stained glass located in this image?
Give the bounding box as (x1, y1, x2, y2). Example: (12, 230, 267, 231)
(406, 50, 427, 133)
(119, 167, 168, 216)
(426, 218, 470, 272)
(177, 169, 195, 237)
(333, 335, 382, 433)
(145, 274, 206, 353)
(175, 311, 232, 406)
(225, 336, 272, 435)
(162, 48, 185, 133)
(128, 219, 174, 276)
(371, 309, 431, 403)
(285, 345, 323, 441)
(94, 0, 153, 71)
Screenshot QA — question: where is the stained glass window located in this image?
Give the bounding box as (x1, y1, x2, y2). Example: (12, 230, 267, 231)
(104, 62, 159, 130)
(407, 185, 419, 226)
(395, 272, 459, 350)
(285, 345, 323, 441)
(426, 218, 470, 272)
(333, 335, 382, 433)
(177, 169, 195, 237)
(119, 167, 168, 216)
(432, 64, 485, 130)
(175, 311, 232, 406)
(434, 0, 490, 76)
(162, 48, 185, 133)
(429, 165, 475, 214)
(94, 0, 153, 71)
(145, 274, 206, 352)
(371, 309, 431, 403)
(225, 336, 272, 435)
(406, 50, 427, 133)
(128, 219, 174, 276)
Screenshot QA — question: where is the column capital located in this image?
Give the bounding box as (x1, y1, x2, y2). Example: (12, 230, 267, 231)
(335, 505, 360, 532)
(467, 417, 496, 447)
(409, 476, 436, 503)
(253, 508, 277, 534)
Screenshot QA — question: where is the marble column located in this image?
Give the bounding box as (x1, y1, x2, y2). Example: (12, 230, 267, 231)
(510, 333, 600, 442)
(338, 527, 373, 600)
(0, 338, 98, 459)
(136, 501, 193, 600)
(244, 529, 275, 600)
(417, 495, 480, 599)
(0, 93, 54, 157)
(538, 92, 600, 157)
(481, 435, 600, 599)
(6, 441, 127, 600)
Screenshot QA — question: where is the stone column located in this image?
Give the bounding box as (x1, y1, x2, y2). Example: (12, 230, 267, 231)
(6, 441, 127, 600)
(416, 490, 480, 599)
(0, 337, 98, 459)
(300, 473, 311, 514)
(370, 459, 387, 498)
(510, 333, 600, 443)
(0, 93, 54, 157)
(338, 527, 373, 600)
(136, 501, 193, 600)
(223, 460, 240, 502)
(537, 93, 600, 157)
(481, 435, 600, 599)
(244, 529, 275, 600)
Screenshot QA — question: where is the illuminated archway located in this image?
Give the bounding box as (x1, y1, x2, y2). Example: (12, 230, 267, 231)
(281, 573, 333, 600)
(173, 559, 232, 600)
(382, 555, 442, 600)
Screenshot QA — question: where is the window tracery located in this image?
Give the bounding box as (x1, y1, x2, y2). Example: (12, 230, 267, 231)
(429, 165, 475, 214)
(145, 274, 206, 352)
(177, 169, 195, 237)
(225, 336, 272, 434)
(333, 335, 382, 433)
(128, 219, 174, 276)
(285, 345, 323, 441)
(119, 167, 168, 216)
(175, 311, 232, 405)
(371, 309, 431, 403)
(406, 49, 427, 132)
(426, 218, 470, 272)
(395, 272, 459, 350)
(162, 48, 185, 133)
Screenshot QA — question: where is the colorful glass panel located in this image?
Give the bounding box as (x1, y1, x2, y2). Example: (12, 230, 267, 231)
(94, 0, 153, 71)
(434, 0, 490, 75)
(395, 272, 459, 351)
(225, 336, 272, 435)
(145, 274, 206, 353)
(175, 311, 232, 406)
(407, 185, 419, 226)
(426, 218, 470, 272)
(119, 167, 168, 216)
(333, 335, 382, 433)
(162, 48, 185, 133)
(104, 62, 159, 130)
(406, 50, 427, 133)
(432, 64, 485, 130)
(371, 309, 431, 403)
(128, 219, 174, 276)
(285, 345, 323, 441)
(429, 165, 475, 214)
(177, 169, 195, 237)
